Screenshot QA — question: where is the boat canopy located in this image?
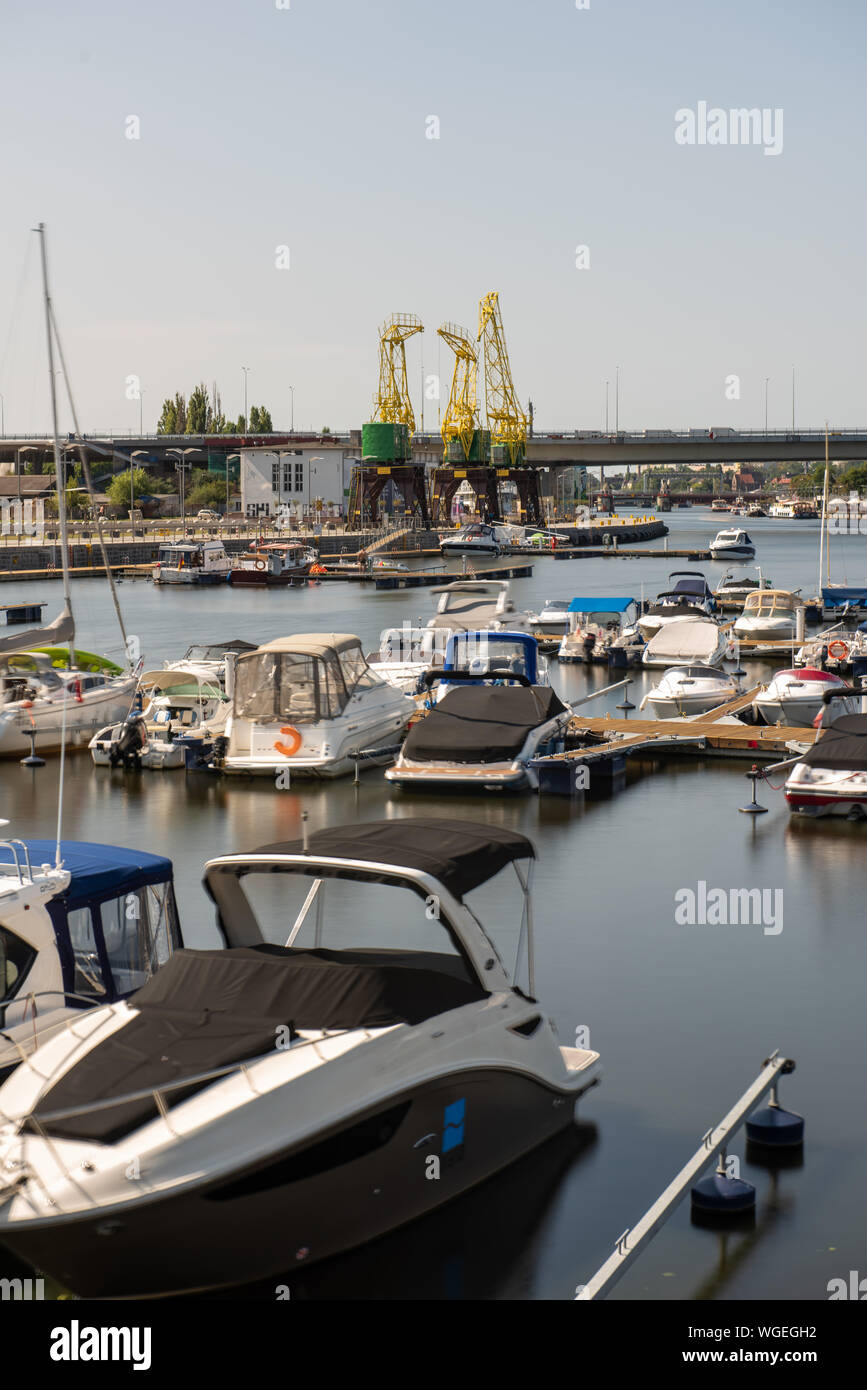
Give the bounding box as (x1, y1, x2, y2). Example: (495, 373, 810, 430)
(233, 636, 379, 723)
(822, 586, 867, 608)
(183, 640, 257, 660)
(443, 630, 539, 682)
(802, 714, 867, 771)
(567, 597, 636, 613)
(243, 818, 535, 898)
(402, 685, 566, 766)
(743, 589, 798, 613)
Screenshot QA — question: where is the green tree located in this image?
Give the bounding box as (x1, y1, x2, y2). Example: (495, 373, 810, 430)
(839, 463, 867, 494)
(258, 406, 272, 431)
(185, 469, 227, 512)
(106, 468, 152, 507)
(186, 383, 210, 434)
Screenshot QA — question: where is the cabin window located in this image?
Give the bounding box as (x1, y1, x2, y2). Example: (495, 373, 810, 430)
(339, 647, 382, 692)
(99, 882, 179, 994)
(0, 925, 35, 1004)
(67, 906, 107, 998)
(318, 654, 348, 718)
(235, 653, 280, 720)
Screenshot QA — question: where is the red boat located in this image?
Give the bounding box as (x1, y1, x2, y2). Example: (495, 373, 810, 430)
(228, 542, 318, 587)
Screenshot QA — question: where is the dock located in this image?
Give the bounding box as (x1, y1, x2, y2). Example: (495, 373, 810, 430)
(372, 561, 534, 590)
(553, 546, 711, 561)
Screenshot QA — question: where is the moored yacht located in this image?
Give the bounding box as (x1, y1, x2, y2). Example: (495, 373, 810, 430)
(754, 668, 858, 727)
(90, 667, 229, 769)
(558, 597, 643, 667)
(228, 542, 317, 587)
(153, 541, 232, 585)
(709, 528, 756, 561)
(733, 589, 801, 643)
(639, 665, 740, 718)
(784, 713, 867, 817)
(440, 522, 502, 557)
(0, 650, 137, 758)
(642, 616, 731, 668)
(427, 580, 533, 635)
(0, 818, 601, 1296)
(528, 598, 572, 642)
(637, 573, 716, 640)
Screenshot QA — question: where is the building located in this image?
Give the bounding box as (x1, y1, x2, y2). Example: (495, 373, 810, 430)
(239, 445, 356, 520)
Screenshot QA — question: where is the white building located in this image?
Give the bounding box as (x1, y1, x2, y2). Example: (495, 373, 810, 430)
(240, 447, 356, 520)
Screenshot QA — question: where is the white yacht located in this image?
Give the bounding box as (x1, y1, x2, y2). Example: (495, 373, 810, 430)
(0, 818, 601, 1297)
(733, 589, 800, 643)
(219, 634, 416, 778)
(642, 617, 731, 668)
(639, 666, 740, 718)
(0, 650, 137, 758)
(637, 573, 716, 640)
(784, 714, 867, 818)
(90, 667, 229, 770)
(754, 668, 859, 727)
(366, 628, 449, 695)
(427, 581, 534, 635)
(153, 541, 232, 585)
(709, 528, 756, 561)
(528, 598, 572, 642)
(440, 522, 503, 557)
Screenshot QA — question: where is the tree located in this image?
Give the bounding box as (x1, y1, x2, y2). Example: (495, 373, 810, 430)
(185, 469, 227, 512)
(258, 406, 272, 431)
(840, 463, 867, 495)
(157, 392, 186, 435)
(187, 383, 210, 434)
(106, 468, 152, 507)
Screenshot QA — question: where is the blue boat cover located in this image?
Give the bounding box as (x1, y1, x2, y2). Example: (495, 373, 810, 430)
(568, 596, 635, 612)
(0, 840, 173, 908)
(822, 587, 867, 607)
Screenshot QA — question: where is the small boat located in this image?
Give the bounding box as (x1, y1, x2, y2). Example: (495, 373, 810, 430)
(642, 616, 731, 668)
(784, 713, 867, 818)
(710, 498, 731, 512)
(440, 522, 502, 558)
(733, 589, 800, 643)
(0, 818, 601, 1296)
(767, 501, 797, 518)
(0, 651, 137, 758)
(219, 633, 416, 778)
(713, 571, 771, 609)
(387, 636, 569, 791)
(558, 597, 643, 667)
(90, 667, 229, 769)
(228, 542, 317, 587)
(0, 834, 181, 1080)
(754, 668, 858, 727)
(640, 665, 740, 718)
(528, 598, 572, 642)
(153, 540, 232, 585)
(637, 572, 716, 640)
(427, 581, 533, 635)
(746, 504, 766, 518)
(366, 627, 449, 695)
(710, 528, 756, 561)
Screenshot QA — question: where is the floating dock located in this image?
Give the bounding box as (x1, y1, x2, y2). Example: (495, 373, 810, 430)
(372, 562, 534, 590)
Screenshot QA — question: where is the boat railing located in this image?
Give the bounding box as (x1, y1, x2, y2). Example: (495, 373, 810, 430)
(0, 840, 33, 885)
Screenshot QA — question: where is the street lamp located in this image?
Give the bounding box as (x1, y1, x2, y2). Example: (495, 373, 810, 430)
(241, 367, 251, 435)
(615, 366, 620, 433)
(288, 385, 294, 433)
(139, 389, 145, 436)
(168, 447, 196, 529)
(764, 377, 770, 434)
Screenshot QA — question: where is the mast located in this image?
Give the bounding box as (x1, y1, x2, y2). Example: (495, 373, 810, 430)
(818, 422, 830, 596)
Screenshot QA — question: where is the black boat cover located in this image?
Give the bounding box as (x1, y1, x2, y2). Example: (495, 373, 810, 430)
(401, 685, 566, 765)
(801, 714, 867, 771)
(250, 818, 535, 897)
(31, 945, 489, 1143)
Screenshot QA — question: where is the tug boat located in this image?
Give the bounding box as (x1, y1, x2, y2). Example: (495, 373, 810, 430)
(153, 541, 232, 585)
(784, 712, 867, 818)
(0, 818, 601, 1297)
(228, 542, 317, 587)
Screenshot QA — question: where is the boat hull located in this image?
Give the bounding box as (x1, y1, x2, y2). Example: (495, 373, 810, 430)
(0, 1065, 597, 1298)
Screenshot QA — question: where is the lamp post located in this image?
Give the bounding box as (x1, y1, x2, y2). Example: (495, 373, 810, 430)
(289, 385, 294, 433)
(241, 367, 251, 435)
(615, 366, 620, 433)
(0, 393, 4, 437)
(139, 389, 145, 436)
(764, 377, 770, 434)
(604, 380, 609, 433)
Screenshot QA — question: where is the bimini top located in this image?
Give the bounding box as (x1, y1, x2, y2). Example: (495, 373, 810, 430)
(243, 818, 535, 898)
(183, 640, 257, 660)
(568, 596, 635, 613)
(253, 633, 361, 658)
(0, 840, 173, 909)
(802, 714, 867, 771)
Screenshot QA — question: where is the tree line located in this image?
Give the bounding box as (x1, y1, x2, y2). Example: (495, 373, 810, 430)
(157, 383, 273, 435)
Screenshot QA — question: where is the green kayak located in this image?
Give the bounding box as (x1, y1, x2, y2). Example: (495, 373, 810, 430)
(33, 647, 124, 675)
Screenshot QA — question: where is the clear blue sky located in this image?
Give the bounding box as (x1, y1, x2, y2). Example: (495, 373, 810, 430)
(1, 0, 864, 436)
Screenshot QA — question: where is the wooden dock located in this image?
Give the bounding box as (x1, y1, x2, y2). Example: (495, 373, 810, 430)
(553, 547, 711, 561)
(373, 562, 534, 590)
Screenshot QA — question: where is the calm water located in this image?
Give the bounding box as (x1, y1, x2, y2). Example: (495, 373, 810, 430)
(3, 509, 866, 1301)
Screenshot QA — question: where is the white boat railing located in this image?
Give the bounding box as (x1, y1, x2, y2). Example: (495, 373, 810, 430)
(0, 840, 34, 885)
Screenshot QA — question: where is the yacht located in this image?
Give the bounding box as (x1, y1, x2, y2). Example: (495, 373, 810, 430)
(767, 501, 797, 519)
(710, 498, 731, 513)
(218, 633, 416, 778)
(754, 668, 858, 727)
(639, 666, 740, 718)
(642, 617, 731, 669)
(431, 630, 549, 701)
(713, 571, 771, 609)
(558, 597, 642, 667)
(528, 598, 573, 642)
(153, 541, 232, 585)
(90, 667, 229, 770)
(709, 528, 756, 561)
(784, 713, 867, 818)
(0, 818, 601, 1297)
(228, 542, 317, 587)
(746, 504, 766, 518)
(427, 581, 533, 635)
(366, 628, 449, 695)
(440, 522, 502, 558)
(637, 573, 716, 640)
(0, 834, 181, 1080)
(0, 650, 137, 758)
(733, 589, 800, 643)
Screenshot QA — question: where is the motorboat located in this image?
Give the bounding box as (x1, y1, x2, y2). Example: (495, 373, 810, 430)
(710, 528, 756, 561)
(733, 589, 801, 643)
(153, 541, 232, 585)
(0, 650, 137, 758)
(432, 630, 549, 702)
(166, 639, 258, 690)
(440, 523, 502, 558)
(90, 667, 229, 770)
(528, 598, 572, 642)
(0, 818, 601, 1296)
(710, 498, 731, 512)
(820, 586, 867, 621)
(0, 834, 181, 1081)
(558, 597, 643, 668)
(754, 668, 859, 727)
(387, 645, 569, 792)
(642, 617, 731, 669)
(797, 625, 867, 677)
(637, 573, 716, 640)
(228, 542, 317, 587)
(366, 628, 450, 695)
(768, 501, 797, 518)
(713, 571, 771, 609)
(746, 505, 766, 518)
(784, 713, 867, 818)
(427, 581, 533, 635)
(639, 665, 740, 718)
(218, 633, 416, 778)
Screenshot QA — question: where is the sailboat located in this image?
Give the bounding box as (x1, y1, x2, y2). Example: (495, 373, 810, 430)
(818, 424, 867, 619)
(0, 226, 138, 756)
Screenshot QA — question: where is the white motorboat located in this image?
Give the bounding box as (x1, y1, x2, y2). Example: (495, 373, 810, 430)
(219, 633, 416, 778)
(637, 573, 716, 639)
(754, 667, 858, 727)
(528, 598, 572, 641)
(639, 665, 740, 718)
(642, 617, 731, 668)
(784, 713, 867, 818)
(90, 667, 229, 769)
(440, 522, 502, 557)
(0, 818, 601, 1297)
(0, 651, 137, 758)
(153, 541, 232, 585)
(427, 581, 533, 635)
(366, 627, 450, 695)
(710, 528, 756, 561)
(713, 570, 771, 609)
(733, 589, 800, 643)
(0, 833, 181, 1080)
(558, 597, 643, 667)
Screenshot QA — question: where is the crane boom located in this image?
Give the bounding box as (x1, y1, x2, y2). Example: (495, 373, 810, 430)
(478, 291, 527, 467)
(437, 322, 478, 462)
(374, 313, 424, 433)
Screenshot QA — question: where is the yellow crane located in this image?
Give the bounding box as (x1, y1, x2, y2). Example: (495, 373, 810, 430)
(374, 313, 424, 432)
(437, 322, 479, 462)
(477, 291, 527, 467)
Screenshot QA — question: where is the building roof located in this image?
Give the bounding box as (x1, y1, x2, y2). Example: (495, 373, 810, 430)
(0, 475, 57, 497)
(254, 633, 361, 657)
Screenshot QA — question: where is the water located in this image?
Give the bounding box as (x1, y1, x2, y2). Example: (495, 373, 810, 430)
(2, 509, 866, 1300)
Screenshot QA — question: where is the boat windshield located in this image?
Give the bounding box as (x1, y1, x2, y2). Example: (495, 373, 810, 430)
(447, 635, 532, 676)
(0, 923, 35, 1005)
(234, 651, 350, 723)
(375, 629, 447, 664)
(745, 591, 796, 614)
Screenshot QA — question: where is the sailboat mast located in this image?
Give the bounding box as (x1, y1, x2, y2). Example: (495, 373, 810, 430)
(818, 422, 830, 596)
(37, 224, 74, 648)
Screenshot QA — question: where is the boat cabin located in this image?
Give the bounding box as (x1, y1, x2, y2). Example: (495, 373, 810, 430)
(741, 589, 798, 618)
(565, 596, 639, 637)
(428, 581, 522, 632)
(442, 630, 541, 684)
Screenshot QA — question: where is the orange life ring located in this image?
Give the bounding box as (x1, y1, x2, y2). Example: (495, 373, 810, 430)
(273, 726, 302, 757)
(827, 639, 849, 661)
(255, 558, 267, 571)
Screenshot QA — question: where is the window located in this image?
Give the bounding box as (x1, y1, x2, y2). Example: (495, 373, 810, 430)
(339, 646, 383, 692)
(294, 461, 304, 492)
(99, 883, 179, 994)
(67, 906, 107, 998)
(0, 924, 35, 1004)
(282, 463, 292, 493)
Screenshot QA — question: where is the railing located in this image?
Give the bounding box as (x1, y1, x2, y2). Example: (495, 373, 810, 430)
(0, 840, 33, 884)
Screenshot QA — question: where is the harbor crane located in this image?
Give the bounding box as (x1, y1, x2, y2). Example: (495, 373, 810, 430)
(355, 312, 430, 528)
(437, 322, 479, 463)
(374, 313, 424, 433)
(477, 291, 541, 523)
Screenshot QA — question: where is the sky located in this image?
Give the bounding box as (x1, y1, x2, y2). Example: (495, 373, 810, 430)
(1, 0, 865, 438)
